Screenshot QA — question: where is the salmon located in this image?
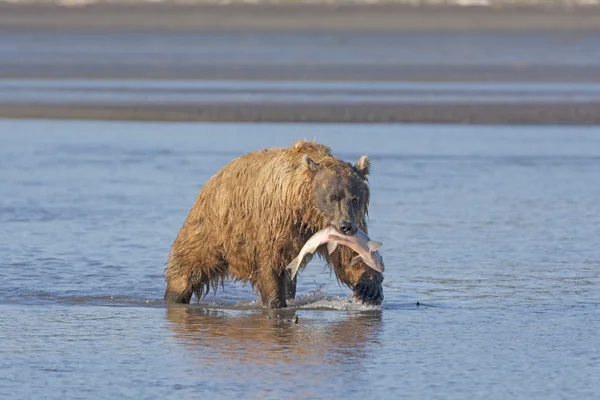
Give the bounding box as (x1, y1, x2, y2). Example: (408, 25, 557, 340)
(286, 226, 384, 279)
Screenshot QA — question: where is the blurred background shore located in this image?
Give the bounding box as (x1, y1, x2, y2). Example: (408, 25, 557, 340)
(2, 1, 600, 123)
(4, 1, 600, 31)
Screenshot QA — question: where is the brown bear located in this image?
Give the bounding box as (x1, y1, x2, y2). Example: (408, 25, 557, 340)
(163, 140, 384, 308)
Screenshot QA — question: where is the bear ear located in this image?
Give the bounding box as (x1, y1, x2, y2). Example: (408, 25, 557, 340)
(302, 154, 320, 173)
(354, 155, 370, 178)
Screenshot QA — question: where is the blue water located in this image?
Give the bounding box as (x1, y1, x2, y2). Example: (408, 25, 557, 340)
(3, 30, 600, 83)
(1, 121, 599, 399)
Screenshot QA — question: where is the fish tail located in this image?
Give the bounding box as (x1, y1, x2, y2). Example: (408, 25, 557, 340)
(286, 256, 302, 279)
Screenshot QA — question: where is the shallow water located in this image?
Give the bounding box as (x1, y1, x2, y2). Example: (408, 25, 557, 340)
(1, 121, 599, 399)
(3, 30, 600, 81)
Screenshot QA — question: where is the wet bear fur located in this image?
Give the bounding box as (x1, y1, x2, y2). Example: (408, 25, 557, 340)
(164, 140, 384, 308)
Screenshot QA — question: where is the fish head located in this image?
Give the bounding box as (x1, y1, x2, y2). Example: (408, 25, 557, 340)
(304, 154, 370, 236)
(362, 250, 385, 273)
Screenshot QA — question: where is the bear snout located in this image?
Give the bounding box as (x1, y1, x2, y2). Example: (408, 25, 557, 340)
(338, 220, 357, 235)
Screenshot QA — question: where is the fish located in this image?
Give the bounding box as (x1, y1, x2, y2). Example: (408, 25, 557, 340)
(329, 228, 385, 274)
(286, 226, 385, 279)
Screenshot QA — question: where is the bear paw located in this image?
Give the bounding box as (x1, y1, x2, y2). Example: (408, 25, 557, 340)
(352, 271, 384, 306)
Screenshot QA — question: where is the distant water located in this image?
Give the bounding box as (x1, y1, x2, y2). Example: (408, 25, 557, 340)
(2, 30, 600, 82)
(1, 121, 599, 399)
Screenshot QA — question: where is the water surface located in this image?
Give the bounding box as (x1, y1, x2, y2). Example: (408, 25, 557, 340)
(1, 121, 599, 399)
(3, 30, 600, 81)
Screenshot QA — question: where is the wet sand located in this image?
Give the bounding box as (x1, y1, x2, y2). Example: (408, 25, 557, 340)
(2, 102, 600, 124)
(2, 3, 600, 124)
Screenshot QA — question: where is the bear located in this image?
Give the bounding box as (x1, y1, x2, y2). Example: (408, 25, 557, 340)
(163, 140, 384, 308)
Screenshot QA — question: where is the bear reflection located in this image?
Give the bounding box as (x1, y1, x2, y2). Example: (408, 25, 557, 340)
(165, 306, 382, 367)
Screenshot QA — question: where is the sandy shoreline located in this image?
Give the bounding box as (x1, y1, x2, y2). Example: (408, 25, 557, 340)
(3, 3, 600, 32)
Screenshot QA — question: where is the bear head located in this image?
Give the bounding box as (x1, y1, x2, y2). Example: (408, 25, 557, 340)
(303, 153, 370, 235)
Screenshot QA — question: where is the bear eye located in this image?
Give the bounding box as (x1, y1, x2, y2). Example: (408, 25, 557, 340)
(352, 197, 359, 205)
(330, 194, 337, 202)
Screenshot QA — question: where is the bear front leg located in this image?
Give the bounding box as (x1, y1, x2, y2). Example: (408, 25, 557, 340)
(257, 268, 288, 308)
(327, 248, 384, 306)
(164, 274, 193, 304)
(348, 268, 384, 306)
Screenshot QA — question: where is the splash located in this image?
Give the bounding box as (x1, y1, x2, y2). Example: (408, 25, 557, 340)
(228, 285, 382, 311)
(3, 287, 382, 311)
(287, 285, 382, 311)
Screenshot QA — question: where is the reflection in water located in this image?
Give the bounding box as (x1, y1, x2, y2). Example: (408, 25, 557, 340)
(165, 307, 383, 368)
